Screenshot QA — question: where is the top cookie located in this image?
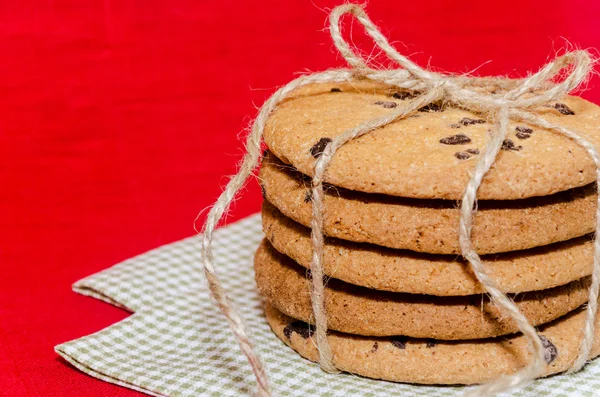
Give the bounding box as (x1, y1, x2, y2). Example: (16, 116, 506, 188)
(264, 80, 600, 200)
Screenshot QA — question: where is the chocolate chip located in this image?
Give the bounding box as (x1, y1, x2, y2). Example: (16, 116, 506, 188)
(310, 137, 332, 158)
(391, 336, 408, 349)
(375, 101, 398, 109)
(515, 126, 533, 134)
(539, 335, 558, 364)
(555, 103, 575, 115)
(440, 134, 472, 145)
(371, 342, 379, 353)
(283, 321, 314, 340)
(455, 149, 479, 159)
(450, 124, 461, 129)
(260, 183, 266, 198)
(515, 132, 531, 140)
(426, 339, 437, 348)
(418, 103, 443, 112)
(392, 92, 414, 100)
(459, 117, 485, 126)
(330, 87, 341, 92)
(304, 190, 312, 203)
(515, 126, 533, 139)
(501, 139, 522, 151)
(455, 151, 471, 160)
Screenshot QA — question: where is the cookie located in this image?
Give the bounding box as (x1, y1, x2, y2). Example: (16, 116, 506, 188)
(263, 80, 600, 200)
(255, 240, 590, 339)
(265, 303, 600, 385)
(259, 153, 595, 254)
(262, 201, 593, 295)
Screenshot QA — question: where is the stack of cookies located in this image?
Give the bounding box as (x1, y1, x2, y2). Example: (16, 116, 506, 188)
(254, 80, 600, 384)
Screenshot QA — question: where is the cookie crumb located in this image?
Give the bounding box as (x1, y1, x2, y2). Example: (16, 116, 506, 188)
(391, 336, 408, 349)
(375, 101, 398, 109)
(459, 117, 485, 126)
(310, 137, 332, 158)
(501, 139, 522, 151)
(283, 321, 314, 340)
(440, 134, 472, 145)
(330, 87, 341, 92)
(371, 342, 379, 353)
(539, 335, 558, 364)
(555, 103, 575, 115)
(392, 91, 414, 100)
(455, 152, 471, 160)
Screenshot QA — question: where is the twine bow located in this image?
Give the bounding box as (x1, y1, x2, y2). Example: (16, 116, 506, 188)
(198, 4, 600, 397)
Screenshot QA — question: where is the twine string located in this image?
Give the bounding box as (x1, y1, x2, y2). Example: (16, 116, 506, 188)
(310, 87, 444, 373)
(456, 105, 546, 396)
(199, 69, 357, 397)
(510, 108, 600, 374)
(198, 4, 597, 397)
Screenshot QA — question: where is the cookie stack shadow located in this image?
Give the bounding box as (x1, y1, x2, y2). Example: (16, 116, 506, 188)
(254, 151, 600, 385)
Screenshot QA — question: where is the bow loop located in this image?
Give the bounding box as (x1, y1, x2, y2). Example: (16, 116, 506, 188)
(330, 3, 438, 83)
(330, 4, 592, 113)
(503, 50, 593, 107)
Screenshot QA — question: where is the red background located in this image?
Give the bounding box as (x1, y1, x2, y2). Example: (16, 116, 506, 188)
(1, 1, 599, 396)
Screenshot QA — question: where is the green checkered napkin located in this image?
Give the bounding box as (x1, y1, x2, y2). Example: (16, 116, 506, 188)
(55, 214, 600, 396)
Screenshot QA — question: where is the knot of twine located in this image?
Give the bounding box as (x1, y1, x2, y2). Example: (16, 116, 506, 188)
(198, 4, 600, 397)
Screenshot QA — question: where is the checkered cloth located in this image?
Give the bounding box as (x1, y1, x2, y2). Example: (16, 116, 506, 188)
(55, 213, 600, 396)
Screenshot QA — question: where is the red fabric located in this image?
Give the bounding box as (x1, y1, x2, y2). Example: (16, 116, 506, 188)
(1, 1, 599, 395)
